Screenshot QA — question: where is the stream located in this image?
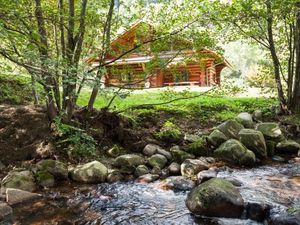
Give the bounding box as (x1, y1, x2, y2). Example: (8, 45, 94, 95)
(4, 160, 300, 225)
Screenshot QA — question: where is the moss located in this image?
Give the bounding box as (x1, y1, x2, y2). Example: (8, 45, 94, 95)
(35, 171, 54, 183)
(185, 136, 210, 156)
(155, 121, 182, 143)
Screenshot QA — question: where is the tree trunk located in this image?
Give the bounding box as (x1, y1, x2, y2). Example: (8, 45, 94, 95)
(266, 0, 287, 112)
(291, 2, 300, 113)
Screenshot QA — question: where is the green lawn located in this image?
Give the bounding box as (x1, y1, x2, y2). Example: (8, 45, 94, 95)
(77, 88, 277, 122)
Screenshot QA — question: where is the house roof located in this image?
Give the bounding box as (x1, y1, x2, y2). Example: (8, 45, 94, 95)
(88, 21, 231, 69)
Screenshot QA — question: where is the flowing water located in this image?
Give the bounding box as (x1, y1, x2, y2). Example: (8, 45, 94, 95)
(5, 160, 300, 225)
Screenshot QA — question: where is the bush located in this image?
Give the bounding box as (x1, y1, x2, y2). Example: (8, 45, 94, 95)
(53, 117, 97, 159)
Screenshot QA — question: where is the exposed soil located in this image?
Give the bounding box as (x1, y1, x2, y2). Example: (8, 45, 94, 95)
(0, 105, 54, 166)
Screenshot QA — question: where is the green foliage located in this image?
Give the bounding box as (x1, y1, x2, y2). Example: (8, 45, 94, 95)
(185, 136, 210, 156)
(53, 117, 97, 159)
(155, 120, 182, 143)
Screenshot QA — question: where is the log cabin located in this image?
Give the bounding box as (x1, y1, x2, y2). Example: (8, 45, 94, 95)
(89, 22, 230, 88)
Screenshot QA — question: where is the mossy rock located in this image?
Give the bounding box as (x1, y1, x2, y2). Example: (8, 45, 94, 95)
(35, 171, 55, 187)
(155, 121, 183, 143)
(266, 140, 276, 157)
(134, 165, 149, 177)
(214, 139, 256, 166)
(276, 140, 300, 154)
(107, 145, 121, 157)
(256, 123, 285, 142)
(1, 170, 36, 193)
(207, 129, 229, 147)
(216, 120, 244, 139)
(36, 159, 68, 180)
(148, 154, 168, 169)
(186, 178, 244, 218)
(171, 148, 195, 163)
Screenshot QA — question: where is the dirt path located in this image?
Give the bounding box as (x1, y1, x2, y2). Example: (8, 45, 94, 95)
(0, 105, 54, 166)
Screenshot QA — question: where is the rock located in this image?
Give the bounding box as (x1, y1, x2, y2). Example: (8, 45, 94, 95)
(272, 155, 285, 162)
(143, 144, 161, 156)
(114, 154, 145, 168)
(253, 109, 263, 121)
(6, 188, 41, 205)
(216, 119, 244, 139)
(236, 112, 254, 128)
(256, 123, 285, 142)
(266, 140, 276, 157)
(107, 170, 123, 183)
(107, 145, 120, 157)
(214, 139, 256, 166)
(184, 134, 201, 143)
(246, 202, 270, 222)
(171, 147, 195, 163)
(1, 170, 36, 193)
(276, 140, 300, 154)
(162, 176, 196, 191)
(36, 159, 68, 180)
(0, 202, 12, 219)
(168, 162, 181, 175)
(186, 178, 244, 218)
(223, 177, 243, 187)
(137, 174, 160, 183)
(156, 148, 172, 161)
(181, 159, 209, 177)
(197, 169, 217, 184)
(155, 121, 183, 143)
(148, 154, 168, 169)
(35, 171, 55, 187)
(239, 129, 267, 159)
(134, 165, 149, 177)
(0, 202, 13, 219)
(267, 209, 300, 225)
(185, 136, 210, 156)
(70, 161, 108, 183)
(207, 130, 229, 147)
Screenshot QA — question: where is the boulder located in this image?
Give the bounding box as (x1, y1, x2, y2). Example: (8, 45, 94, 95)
(253, 109, 263, 121)
(36, 159, 68, 180)
(134, 165, 149, 177)
(168, 162, 181, 175)
(156, 148, 172, 161)
(216, 120, 244, 139)
(236, 112, 254, 128)
(214, 139, 256, 166)
(181, 159, 209, 177)
(256, 123, 284, 142)
(239, 129, 267, 159)
(197, 169, 217, 184)
(0, 202, 12, 219)
(246, 202, 270, 222)
(171, 147, 195, 163)
(161, 176, 196, 191)
(1, 170, 36, 193)
(207, 129, 229, 147)
(276, 140, 300, 154)
(184, 134, 201, 143)
(148, 154, 168, 169)
(114, 154, 145, 168)
(143, 144, 162, 156)
(6, 188, 41, 205)
(35, 171, 55, 188)
(107, 145, 120, 157)
(70, 161, 108, 183)
(186, 178, 244, 218)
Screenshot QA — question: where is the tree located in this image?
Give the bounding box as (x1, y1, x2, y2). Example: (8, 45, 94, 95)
(207, 0, 300, 113)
